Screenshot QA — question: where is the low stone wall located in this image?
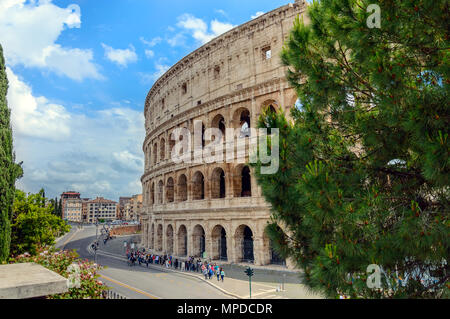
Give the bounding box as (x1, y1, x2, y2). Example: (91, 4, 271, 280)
(110, 225, 140, 236)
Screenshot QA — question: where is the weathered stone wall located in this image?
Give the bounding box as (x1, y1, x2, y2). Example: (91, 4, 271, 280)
(141, 1, 307, 268)
(110, 225, 140, 236)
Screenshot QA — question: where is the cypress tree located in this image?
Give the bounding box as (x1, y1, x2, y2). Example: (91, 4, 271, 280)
(0, 43, 23, 262)
(253, 0, 449, 298)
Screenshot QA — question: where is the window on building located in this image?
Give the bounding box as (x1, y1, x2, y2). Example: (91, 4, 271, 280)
(182, 83, 187, 94)
(214, 66, 220, 80)
(262, 46, 271, 60)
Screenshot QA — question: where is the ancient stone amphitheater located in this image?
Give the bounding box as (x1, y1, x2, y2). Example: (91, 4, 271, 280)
(141, 1, 306, 267)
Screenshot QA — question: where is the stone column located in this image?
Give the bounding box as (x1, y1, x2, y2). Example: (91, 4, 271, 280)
(253, 235, 271, 266)
(228, 235, 237, 263)
(173, 228, 179, 257)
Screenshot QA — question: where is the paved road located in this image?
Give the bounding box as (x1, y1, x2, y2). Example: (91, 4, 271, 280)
(62, 225, 232, 299)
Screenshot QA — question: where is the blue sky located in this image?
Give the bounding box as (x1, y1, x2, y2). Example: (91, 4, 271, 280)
(0, 0, 292, 201)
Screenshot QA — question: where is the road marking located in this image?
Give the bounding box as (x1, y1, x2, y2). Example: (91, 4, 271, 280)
(99, 274, 160, 299)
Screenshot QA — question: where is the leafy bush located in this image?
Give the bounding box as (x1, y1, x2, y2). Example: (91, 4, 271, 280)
(10, 190, 71, 256)
(11, 247, 108, 299)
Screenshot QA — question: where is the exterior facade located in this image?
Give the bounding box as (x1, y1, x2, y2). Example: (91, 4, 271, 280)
(64, 198, 82, 222)
(86, 197, 118, 224)
(60, 191, 81, 221)
(141, 1, 306, 267)
(124, 194, 142, 221)
(117, 197, 132, 220)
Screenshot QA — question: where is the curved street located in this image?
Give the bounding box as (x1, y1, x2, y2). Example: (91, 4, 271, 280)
(57, 225, 232, 299)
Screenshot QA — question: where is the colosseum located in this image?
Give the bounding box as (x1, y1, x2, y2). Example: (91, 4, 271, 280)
(140, 0, 307, 268)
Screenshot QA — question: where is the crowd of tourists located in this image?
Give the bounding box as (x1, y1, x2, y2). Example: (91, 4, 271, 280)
(125, 250, 226, 282)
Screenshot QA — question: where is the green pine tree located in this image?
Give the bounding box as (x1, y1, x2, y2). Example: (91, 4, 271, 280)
(253, 0, 449, 298)
(0, 43, 23, 262)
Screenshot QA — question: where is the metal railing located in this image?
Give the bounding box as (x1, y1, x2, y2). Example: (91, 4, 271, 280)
(103, 290, 127, 299)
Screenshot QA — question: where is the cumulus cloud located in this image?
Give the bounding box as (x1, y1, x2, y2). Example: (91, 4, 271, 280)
(7, 67, 145, 200)
(145, 49, 155, 59)
(6, 67, 71, 141)
(251, 11, 265, 19)
(140, 36, 162, 47)
(101, 43, 138, 67)
(174, 14, 235, 45)
(0, 0, 102, 81)
(138, 62, 171, 84)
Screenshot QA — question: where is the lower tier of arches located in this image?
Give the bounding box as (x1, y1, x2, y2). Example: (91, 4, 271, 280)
(141, 217, 288, 267)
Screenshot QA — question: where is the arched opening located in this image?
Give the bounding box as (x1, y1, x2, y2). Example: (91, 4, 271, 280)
(233, 165, 252, 197)
(235, 225, 254, 263)
(192, 171, 205, 200)
(211, 114, 226, 139)
(178, 174, 188, 202)
(160, 138, 166, 160)
(150, 183, 155, 205)
(239, 109, 251, 137)
(192, 225, 206, 257)
(241, 166, 251, 197)
(177, 225, 187, 256)
(166, 225, 174, 254)
(211, 225, 227, 261)
(169, 131, 176, 159)
(166, 177, 174, 203)
(211, 167, 226, 199)
(261, 100, 278, 128)
(158, 180, 164, 204)
(153, 143, 158, 165)
(156, 224, 163, 251)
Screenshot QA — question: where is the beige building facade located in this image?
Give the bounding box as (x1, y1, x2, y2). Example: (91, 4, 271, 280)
(86, 197, 118, 224)
(124, 194, 142, 221)
(141, 1, 306, 267)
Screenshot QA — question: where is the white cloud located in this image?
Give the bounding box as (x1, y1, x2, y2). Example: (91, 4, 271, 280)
(145, 49, 155, 59)
(175, 14, 235, 45)
(139, 63, 171, 84)
(251, 11, 265, 19)
(0, 0, 102, 81)
(6, 67, 71, 141)
(140, 36, 162, 47)
(101, 43, 138, 67)
(7, 67, 145, 200)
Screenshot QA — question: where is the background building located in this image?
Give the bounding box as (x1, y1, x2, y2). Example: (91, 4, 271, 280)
(60, 191, 81, 221)
(124, 194, 142, 221)
(117, 197, 132, 220)
(86, 197, 118, 224)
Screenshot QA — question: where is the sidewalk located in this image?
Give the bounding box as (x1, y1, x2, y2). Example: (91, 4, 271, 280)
(96, 235, 322, 299)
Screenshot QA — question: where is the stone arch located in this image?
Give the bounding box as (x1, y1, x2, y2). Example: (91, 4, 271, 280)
(166, 177, 174, 203)
(211, 225, 227, 261)
(211, 167, 226, 199)
(211, 114, 226, 138)
(233, 164, 252, 197)
(156, 224, 163, 251)
(192, 171, 205, 200)
(166, 224, 174, 254)
(169, 130, 176, 158)
(232, 107, 251, 137)
(150, 182, 155, 205)
(178, 174, 188, 202)
(177, 225, 188, 256)
(261, 99, 278, 113)
(160, 138, 166, 160)
(235, 224, 254, 263)
(192, 224, 206, 257)
(153, 142, 158, 165)
(158, 180, 164, 204)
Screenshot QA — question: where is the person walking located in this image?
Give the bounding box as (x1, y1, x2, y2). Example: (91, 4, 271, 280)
(202, 267, 208, 280)
(220, 268, 225, 282)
